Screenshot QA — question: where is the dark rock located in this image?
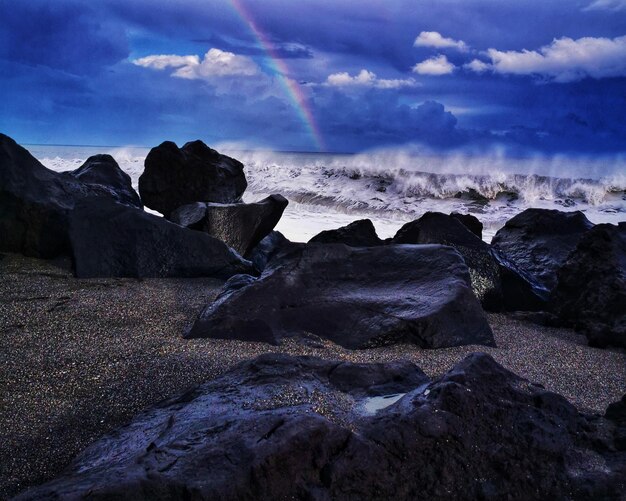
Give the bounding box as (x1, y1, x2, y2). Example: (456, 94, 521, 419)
(68, 154, 142, 209)
(186, 242, 494, 349)
(492, 250, 550, 311)
(552, 223, 626, 348)
(17, 353, 626, 500)
(606, 394, 626, 450)
(0, 134, 140, 258)
(248, 231, 290, 272)
(69, 197, 252, 278)
(393, 212, 504, 310)
(491, 209, 594, 291)
(138, 140, 247, 218)
(309, 219, 383, 247)
(450, 212, 483, 239)
(170, 195, 288, 257)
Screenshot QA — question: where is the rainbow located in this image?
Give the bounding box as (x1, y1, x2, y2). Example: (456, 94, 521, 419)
(229, 0, 325, 151)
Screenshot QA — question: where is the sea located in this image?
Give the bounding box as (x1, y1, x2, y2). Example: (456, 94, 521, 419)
(27, 144, 626, 243)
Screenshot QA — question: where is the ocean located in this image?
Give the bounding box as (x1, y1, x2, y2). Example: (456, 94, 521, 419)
(28, 144, 626, 242)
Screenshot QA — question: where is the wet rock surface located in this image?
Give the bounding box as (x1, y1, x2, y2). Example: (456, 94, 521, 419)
(450, 212, 483, 239)
(170, 194, 288, 257)
(68, 154, 142, 209)
(552, 222, 626, 348)
(69, 198, 252, 278)
(187, 243, 494, 349)
(309, 219, 383, 247)
(138, 140, 247, 218)
(248, 230, 290, 272)
(16, 353, 626, 501)
(491, 208, 594, 291)
(0, 134, 142, 258)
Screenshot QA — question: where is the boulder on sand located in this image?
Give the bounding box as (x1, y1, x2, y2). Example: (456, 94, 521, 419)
(552, 223, 626, 349)
(69, 198, 252, 279)
(248, 230, 290, 272)
(138, 140, 247, 218)
(186, 242, 494, 349)
(170, 194, 288, 257)
(68, 154, 142, 209)
(16, 353, 626, 500)
(309, 219, 383, 247)
(491, 208, 594, 291)
(0, 134, 141, 258)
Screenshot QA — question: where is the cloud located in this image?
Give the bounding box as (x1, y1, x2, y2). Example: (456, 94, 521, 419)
(467, 35, 626, 82)
(133, 48, 261, 80)
(583, 0, 626, 11)
(412, 55, 455, 75)
(325, 69, 417, 89)
(414, 31, 468, 52)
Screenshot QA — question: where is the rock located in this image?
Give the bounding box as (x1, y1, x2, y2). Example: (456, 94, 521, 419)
(68, 154, 142, 209)
(0, 134, 140, 258)
(138, 140, 247, 218)
(606, 394, 626, 450)
(69, 197, 252, 278)
(170, 195, 288, 257)
(491, 209, 594, 291)
(186, 243, 494, 349)
(492, 250, 550, 311)
(451, 212, 483, 239)
(17, 353, 626, 500)
(551, 223, 626, 348)
(309, 219, 383, 247)
(248, 231, 290, 272)
(392, 212, 504, 310)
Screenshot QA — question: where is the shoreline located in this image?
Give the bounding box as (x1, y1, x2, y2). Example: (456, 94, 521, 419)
(1, 253, 624, 498)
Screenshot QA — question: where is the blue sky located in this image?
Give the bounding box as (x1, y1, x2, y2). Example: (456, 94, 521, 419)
(1, 0, 625, 153)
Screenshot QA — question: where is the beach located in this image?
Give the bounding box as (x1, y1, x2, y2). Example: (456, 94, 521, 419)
(2, 252, 624, 499)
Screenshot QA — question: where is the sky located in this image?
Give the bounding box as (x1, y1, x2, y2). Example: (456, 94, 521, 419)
(1, 0, 625, 153)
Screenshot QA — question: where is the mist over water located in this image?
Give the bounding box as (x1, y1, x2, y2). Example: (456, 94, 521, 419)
(30, 144, 626, 242)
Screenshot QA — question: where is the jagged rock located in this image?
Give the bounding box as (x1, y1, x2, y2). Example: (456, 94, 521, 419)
(186, 243, 494, 349)
(492, 209, 594, 291)
(450, 212, 483, 239)
(552, 223, 626, 348)
(248, 231, 290, 272)
(16, 353, 625, 500)
(170, 195, 288, 257)
(138, 140, 247, 218)
(69, 198, 252, 278)
(392, 212, 504, 310)
(68, 154, 142, 209)
(309, 219, 383, 247)
(0, 134, 141, 258)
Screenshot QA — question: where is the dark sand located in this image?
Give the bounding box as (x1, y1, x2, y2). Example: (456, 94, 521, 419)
(1, 253, 624, 499)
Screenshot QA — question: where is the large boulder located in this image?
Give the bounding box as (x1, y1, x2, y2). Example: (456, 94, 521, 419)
(186, 243, 494, 349)
(491, 209, 594, 291)
(16, 353, 626, 500)
(69, 198, 252, 278)
(170, 195, 288, 257)
(552, 223, 626, 348)
(248, 230, 291, 273)
(0, 134, 142, 258)
(138, 140, 247, 218)
(68, 154, 142, 209)
(392, 212, 507, 310)
(309, 219, 383, 247)
(450, 212, 483, 239)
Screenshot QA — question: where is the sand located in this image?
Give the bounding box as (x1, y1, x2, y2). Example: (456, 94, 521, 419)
(1, 252, 624, 499)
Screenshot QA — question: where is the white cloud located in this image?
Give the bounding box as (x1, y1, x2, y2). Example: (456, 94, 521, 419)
(326, 69, 417, 89)
(133, 48, 260, 80)
(583, 0, 626, 11)
(412, 55, 455, 76)
(468, 35, 626, 82)
(414, 31, 468, 52)
(464, 59, 490, 73)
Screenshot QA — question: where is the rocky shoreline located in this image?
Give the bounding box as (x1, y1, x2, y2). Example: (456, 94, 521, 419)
(1, 134, 625, 499)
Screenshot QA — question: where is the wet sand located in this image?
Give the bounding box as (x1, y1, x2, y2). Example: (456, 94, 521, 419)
(1, 253, 624, 499)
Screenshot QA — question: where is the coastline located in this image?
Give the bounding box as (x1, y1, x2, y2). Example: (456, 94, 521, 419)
(2, 253, 624, 499)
